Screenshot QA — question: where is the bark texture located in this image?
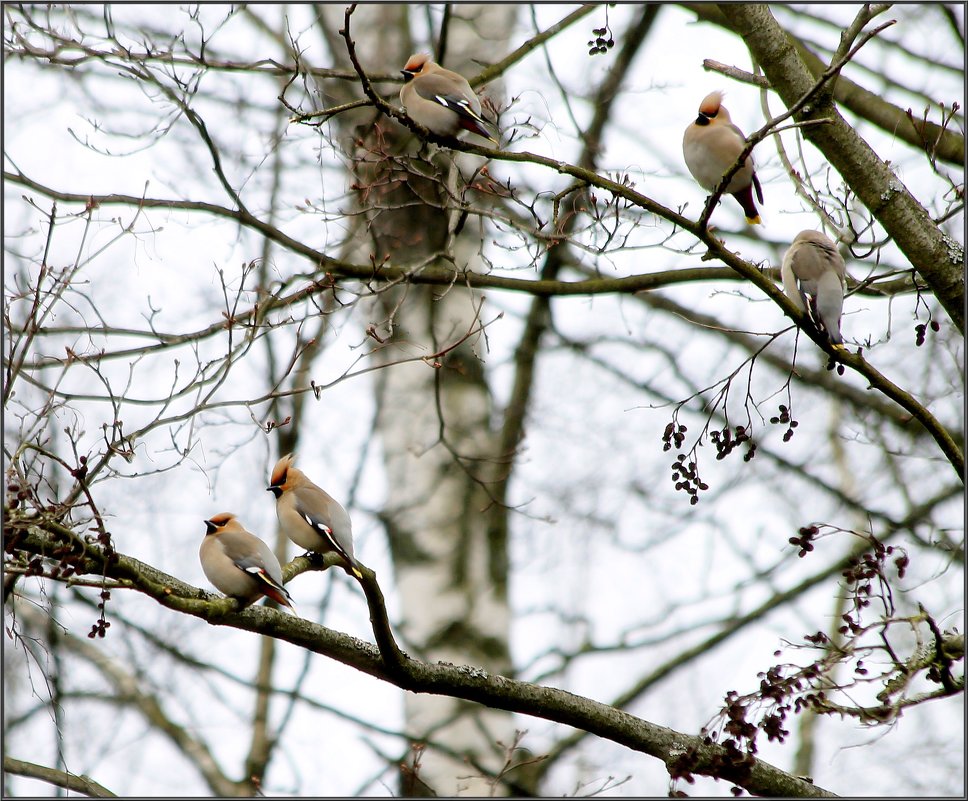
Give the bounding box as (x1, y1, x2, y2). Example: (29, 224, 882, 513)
(320, 4, 522, 794)
(718, 4, 965, 333)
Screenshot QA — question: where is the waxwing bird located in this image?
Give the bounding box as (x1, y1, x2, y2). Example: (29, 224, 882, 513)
(399, 52, 498, 145)
(682, 91, 764, 224)
(199, 513, 294, 610)
(267, 454, 363, 580)
(781, 230, 848, 347)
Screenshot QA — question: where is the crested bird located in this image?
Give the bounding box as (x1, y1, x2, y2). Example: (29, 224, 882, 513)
(267, 454, 363, 580)
(399, 52, 498, 145)
(683, 90, 764, 224)
(199, 512, 295, 610)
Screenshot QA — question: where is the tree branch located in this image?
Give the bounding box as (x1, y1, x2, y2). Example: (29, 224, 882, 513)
(6, 519, 837, 798)
(3, 756, 116, 798)
(717, 4, 964, 334)
(8, 165, 961, 477)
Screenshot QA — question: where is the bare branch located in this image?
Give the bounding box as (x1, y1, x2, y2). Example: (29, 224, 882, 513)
(3, 756, 116, 798)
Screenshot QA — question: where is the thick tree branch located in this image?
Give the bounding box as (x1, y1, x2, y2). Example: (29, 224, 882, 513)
(716, 4, 964, 334)
(7, 165, 961, 477)
(3, 757, 116, 798)
(6, 519, 837, 798)
(679, 3, 965, 167)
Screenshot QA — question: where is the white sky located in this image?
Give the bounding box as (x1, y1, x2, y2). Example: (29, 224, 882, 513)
(3, 3, 964, 797)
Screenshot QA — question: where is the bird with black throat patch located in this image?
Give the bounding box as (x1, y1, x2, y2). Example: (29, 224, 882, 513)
(199, 512, 295, 612)
(399, 52, 498, 145)
(267, 453, 364, 580)
(683, 90, 764, 225)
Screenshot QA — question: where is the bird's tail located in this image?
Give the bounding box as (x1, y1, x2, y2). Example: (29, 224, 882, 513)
(257, 575, 295, 612)
(458, 116, 498, 145)
(732, 184, 762, 225)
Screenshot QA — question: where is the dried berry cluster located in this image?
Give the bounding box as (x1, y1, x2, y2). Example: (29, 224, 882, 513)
(914, 319, 940, 346)
(5, 470, 120, 640)
(825, 355, 846, 375)
(663, 420, 763, 506)
(664, 422, 709, 506)
(667, 717, 755, 796)
(838, 536, 908, 638)
(681, 659, 826, 796)
(788, 524, 818, 557)
(587, 25, 614, 55)
(672, 527, 927, 795)
(768, 403, 799, 443)
(710, 425, 756, 462)
(6, 476, 38, 511)
(90, 588, 112, 639)
(661, 421, 687, 452)
(670, 453, 708, 506)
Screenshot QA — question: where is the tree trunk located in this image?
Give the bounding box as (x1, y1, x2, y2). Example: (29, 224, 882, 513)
(319, 4, 522, 794)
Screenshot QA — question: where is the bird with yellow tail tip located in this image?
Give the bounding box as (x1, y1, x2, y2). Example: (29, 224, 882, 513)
(199, 513, 296, 611)
(781, 229, 849, 350)
(267, 454, 364, 580)
(682, 90, 764, 225)
(399, 52, 498, 145)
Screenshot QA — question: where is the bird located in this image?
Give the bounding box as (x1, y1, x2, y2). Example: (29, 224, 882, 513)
(781, 229, 848, 347)
(682, 90, 764, 224)
(267, 454, 363, 580)
(199, 513, 295, 611)
(399, 52, 498, 145)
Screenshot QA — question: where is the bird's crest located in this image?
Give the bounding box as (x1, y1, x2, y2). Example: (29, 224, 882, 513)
(204, 512, 236, 533)
(698, 90, 724, 118)
(402, 52, 432, 76)
(269, 453, 295, 489)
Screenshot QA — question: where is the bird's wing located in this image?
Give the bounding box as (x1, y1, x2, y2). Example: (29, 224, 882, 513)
(292, 496, 355, 566)
(412, 74, 487, 124)
(809, 237, 847, 280)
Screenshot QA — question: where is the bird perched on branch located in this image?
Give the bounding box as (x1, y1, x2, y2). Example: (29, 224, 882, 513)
(781, 229, 848, 347)
(267, 454, 363, 580)
(682, 90, 764, 224)
(199, 513, 295, 611)
(399, 52, 498, 145)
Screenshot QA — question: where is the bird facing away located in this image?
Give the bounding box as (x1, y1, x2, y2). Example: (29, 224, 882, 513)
(781, 229, 848, 347)
(682, 91, 764, 224)
(399, 52, 498, 145)
(199, 513, 294, 611)
(267, 454, 363, 580)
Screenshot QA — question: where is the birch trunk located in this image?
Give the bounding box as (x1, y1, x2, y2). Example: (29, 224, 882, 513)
(319, 5, 522, 794)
